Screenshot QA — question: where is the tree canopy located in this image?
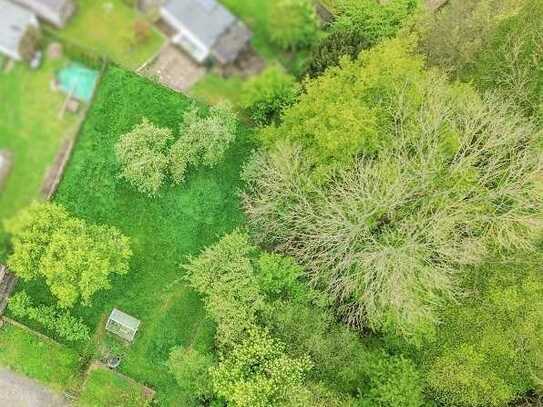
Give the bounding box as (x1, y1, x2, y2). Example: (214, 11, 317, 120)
(5, 202, 132, 308)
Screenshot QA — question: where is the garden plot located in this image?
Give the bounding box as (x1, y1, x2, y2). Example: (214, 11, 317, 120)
(13, 66, 253, 406)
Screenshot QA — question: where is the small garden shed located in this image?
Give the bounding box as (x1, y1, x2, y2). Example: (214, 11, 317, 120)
(106, 308, 141, 342)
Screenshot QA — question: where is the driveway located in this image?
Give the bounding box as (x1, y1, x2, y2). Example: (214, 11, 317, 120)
(140, 43, 206, 92)
(0, 368, 69, 407)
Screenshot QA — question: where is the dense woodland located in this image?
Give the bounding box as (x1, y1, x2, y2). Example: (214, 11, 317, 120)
(4, 0, 543, 405)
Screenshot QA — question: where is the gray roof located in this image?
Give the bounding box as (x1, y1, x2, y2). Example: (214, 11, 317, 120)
(108, 308, 141, 330)
(163, 0, 236, 48)
(15, 0, 68, 13)
(211, 20, 251, 64)
(12, 0, 74, 27)
(0, 0, 37, 60)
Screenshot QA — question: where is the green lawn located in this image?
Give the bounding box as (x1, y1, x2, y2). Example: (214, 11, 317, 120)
(56, 0, 164, 70)
(0, 323, 81, 391)
(14, 66, 253, 406)
(0, 58, 80, 260)
(79, 366, 150, 407)
(190, 73, 245, 108)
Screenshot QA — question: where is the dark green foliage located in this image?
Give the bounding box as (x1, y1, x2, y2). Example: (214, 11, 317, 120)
(8, 291, 90, 342)
(241, 66, 299, 126)
(470, 0, 543, 120)
(15, 66, 251, 406)
(358, 352, 424, 407)
(304, 28, 371, 78)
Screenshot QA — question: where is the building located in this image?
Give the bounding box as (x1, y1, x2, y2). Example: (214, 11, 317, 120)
(12, 0, 75, 28)
(160, 0, 251, 65)
(0, 0, 39, 61)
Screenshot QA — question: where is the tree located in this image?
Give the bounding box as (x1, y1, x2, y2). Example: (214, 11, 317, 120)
(183, 231, 264, 348)
(304, 28, 371, 78)
(5, 202, 132, 308)
(416, 0, 522, 75)
(168, 346, 214, 401)
(468, 0, 543, 120)
(211, 327, 312, 407)
(267, 0, 320, 51)
(170, 103, 238, 184)
(241, 66, 299, 126)
(115, 118, 173, 196)
(243, 39, 543, 341)
(426, 264, 543, 406)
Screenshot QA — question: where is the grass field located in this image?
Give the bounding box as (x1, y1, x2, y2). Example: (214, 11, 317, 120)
(79, 366, 150, 407)
(0, 58, 80, 260)
(56, 0, 164, 70)
(13, 66, 253, 405)
(0, 323, 81, 391)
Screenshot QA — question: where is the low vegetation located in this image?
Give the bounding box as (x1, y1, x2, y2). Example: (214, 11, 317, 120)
(0, 58, 79, 260)
(78, 367, 150, 407)
(55, 0, 164, 70)
(0, 323, 81, 391)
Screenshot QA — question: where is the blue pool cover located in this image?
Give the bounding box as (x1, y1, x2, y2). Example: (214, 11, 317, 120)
(56, 63, 98, 103)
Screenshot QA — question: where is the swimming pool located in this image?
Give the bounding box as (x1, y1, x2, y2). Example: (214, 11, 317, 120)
(56, 63, 99, 103)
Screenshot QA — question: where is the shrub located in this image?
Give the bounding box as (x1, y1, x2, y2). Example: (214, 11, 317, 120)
(115, 118, 173, 196)
(18, 26, 41, 63)
(357, 352, 424, 407)
(8, 291, 90, 342)
(268, 0, 320, 50)
(241, 66, 299, 126)
(332, 0, 420, 45)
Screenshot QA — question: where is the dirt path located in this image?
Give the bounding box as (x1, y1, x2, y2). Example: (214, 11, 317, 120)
(0, 368, 69, 407)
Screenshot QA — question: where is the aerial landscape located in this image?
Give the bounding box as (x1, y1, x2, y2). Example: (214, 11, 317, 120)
(0, 0, 542, 406)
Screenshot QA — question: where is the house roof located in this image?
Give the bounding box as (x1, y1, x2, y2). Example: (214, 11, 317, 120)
(0, 0, 37, 60)
(211, 20, 251, 64)
(162, 0, 236, 48)
(12, 0, 74, 27)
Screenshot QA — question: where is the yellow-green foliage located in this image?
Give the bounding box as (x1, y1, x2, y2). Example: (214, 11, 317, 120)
(5, 202, 132, 308)
(426, 265, 543, 406)
(263, 39, 425, 171)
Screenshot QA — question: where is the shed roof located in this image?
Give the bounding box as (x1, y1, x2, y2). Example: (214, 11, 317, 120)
(109, 308, 141, 330)
(0, 0, 37, 60)
(162, 0, 236, 48)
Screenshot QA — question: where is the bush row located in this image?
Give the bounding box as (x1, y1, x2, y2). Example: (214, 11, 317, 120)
(8, 291, 90, 342)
